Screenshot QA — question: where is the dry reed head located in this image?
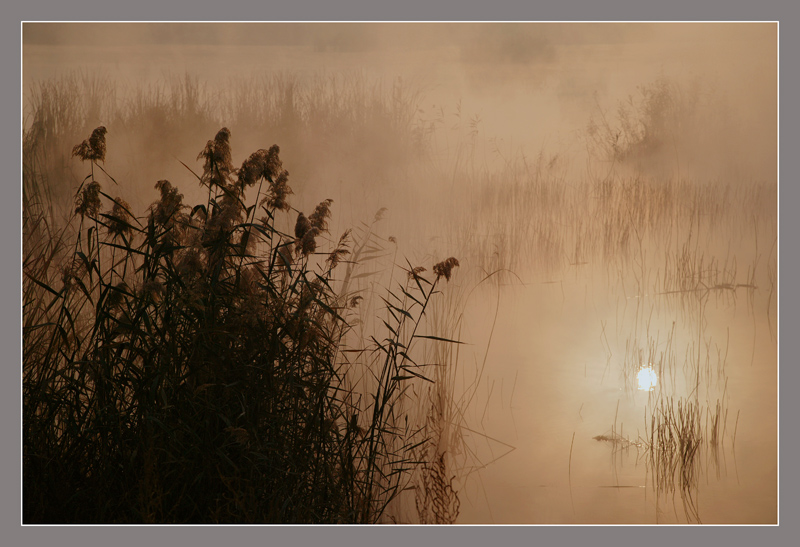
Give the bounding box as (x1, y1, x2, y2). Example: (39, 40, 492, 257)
(295, 212, 312, 240)
(236, 145, 285, 190)
(433, 257, 460, 282)
(150, 180, 184, 227)
(264, 169, 292, 211)
(197, 127, 234, 187)
(71, 126, 107, 162)
(326, 229, 351, 269)
(293, 200, 330, 256)
(75, 181, 102, 219)
(213, 127, 232, 170)
(408, 266, 427, 281)
(237, 149, 270, 189)
(107, 198, 133, 238)
(198, 140, 215, 167)
(204, 193, 243, 242)
(298, 227, 321, 256)
(309, 199, 334, 232)
(326, 248, 349, 269)
(263, 144, 282, 179)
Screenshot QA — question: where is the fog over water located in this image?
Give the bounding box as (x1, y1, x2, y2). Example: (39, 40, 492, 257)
(23, 23, 777, 524)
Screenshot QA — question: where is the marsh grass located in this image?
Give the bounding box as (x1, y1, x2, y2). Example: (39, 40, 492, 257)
(646, 396, 704, 523)
(23, 71, 428, 225)
(435, 139, 773, 296)
(640, 392, 729, 524)
(23, 124, 464, 523)
(591, 392, 729, 524)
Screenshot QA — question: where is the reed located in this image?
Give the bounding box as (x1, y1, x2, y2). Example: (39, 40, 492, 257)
(22, 125, 462, 523)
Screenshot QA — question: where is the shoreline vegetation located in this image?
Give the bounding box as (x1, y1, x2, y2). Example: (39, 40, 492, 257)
(24, 119, 466, 523)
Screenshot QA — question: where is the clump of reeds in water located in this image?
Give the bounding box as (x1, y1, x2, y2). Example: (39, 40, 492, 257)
(646, 397, 704, 523)
(22, 125, 462, 524)
(642, 393, 728, 523)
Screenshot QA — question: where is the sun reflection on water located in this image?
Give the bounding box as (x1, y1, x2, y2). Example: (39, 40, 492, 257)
(637, 365, 658, 391)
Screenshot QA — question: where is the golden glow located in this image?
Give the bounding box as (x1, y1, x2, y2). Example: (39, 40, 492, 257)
(637, 366, 658, 392)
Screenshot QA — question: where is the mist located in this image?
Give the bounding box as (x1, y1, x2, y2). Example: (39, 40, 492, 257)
(22, 22, 777, 524)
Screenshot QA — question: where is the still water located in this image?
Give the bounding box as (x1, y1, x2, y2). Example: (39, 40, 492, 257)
(454, 265, 776, 523)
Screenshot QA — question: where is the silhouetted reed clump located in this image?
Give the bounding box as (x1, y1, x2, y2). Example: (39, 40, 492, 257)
(23, 126, 460, 523)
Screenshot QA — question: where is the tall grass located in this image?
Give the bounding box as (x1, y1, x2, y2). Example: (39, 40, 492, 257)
(22, 124, 463, 523)
(23, 72, 427, 222)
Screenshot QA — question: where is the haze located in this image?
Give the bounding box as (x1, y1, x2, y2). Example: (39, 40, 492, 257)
(22, 22, 777, 524)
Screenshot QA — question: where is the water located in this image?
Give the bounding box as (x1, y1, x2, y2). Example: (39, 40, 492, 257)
(454, 266, 776, 523)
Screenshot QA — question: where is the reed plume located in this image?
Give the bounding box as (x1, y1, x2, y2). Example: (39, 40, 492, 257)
(71, 125, 107, 162)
